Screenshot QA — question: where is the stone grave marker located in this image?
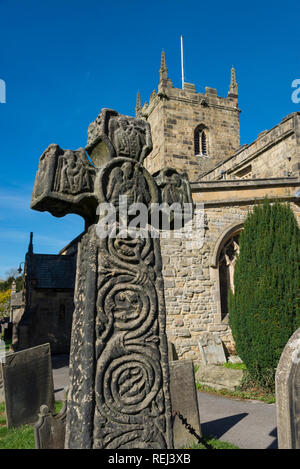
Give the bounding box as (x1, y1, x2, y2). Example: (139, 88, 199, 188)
(169, 359, 201, 448)
(30, 108, 193, 449)
(275, 327, 300, 449)
(168, 341, 178, 362)
(34, 390, 67, 449)
(198, 335, 227, 365)
(2, 343, 55, 428)
(0, 340, 10, 403)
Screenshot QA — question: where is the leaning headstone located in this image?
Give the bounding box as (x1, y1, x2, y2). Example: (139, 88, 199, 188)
(34, 391, 67, 449)
(168, 341, 178, 362)
(2, 343, 55, 428)
(275, 327, 300, 449)
(30, 108, 193, 449)
(198, 335, 227, 365)
(169, 360, 201, 448)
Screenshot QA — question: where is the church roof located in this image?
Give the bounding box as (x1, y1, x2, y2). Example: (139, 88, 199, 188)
(26, 253, 76, 289)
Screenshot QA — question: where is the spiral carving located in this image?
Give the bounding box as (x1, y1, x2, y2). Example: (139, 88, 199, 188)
(101, 352, 161, 414)
(35, 111, 175, 449)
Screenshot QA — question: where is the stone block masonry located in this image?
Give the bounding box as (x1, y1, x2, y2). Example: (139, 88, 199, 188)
(160, 200, 300, 361)
(141, 52, 240, 182)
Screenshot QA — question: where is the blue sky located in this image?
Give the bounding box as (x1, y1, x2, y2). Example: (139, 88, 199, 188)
(0, 0, 299, 278)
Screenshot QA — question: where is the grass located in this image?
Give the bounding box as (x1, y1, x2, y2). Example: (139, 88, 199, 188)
(196, 382, 275, 404)
(222, 362, 247, 370)
(186, 436, 239, 449)
(0, 402, 35, 449)
(5, 340, 12, 351)
(0, 401, 238, 450)
(195, 360, 275, 403)
(0, 401, 63, 449)
(0, 332, 12, 351)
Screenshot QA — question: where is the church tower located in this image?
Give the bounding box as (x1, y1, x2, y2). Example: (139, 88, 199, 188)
(137, 52, 241, 181)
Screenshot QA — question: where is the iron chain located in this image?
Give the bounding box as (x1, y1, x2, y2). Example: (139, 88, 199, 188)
(172, 410, 215, 450)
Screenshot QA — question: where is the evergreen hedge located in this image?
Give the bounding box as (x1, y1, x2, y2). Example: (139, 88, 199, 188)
(228, 200, 300, 390)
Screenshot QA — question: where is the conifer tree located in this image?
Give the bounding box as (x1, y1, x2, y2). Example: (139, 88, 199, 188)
(228, 200, 300, 389)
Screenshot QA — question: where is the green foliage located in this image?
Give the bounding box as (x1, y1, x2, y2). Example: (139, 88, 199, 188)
(228, 200, 300, 390)
(0, 424, 35, 449)
(185, 436, 239, 449)
(0, 274, 23, 319)
(0, 289, 11, 319)
(196, 382, 275, 404)
(0, 401, 63, 449)
(223, 362, 247, 370)
(0, 275, 23, 292)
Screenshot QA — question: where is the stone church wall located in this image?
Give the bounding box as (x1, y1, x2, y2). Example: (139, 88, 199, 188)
(202, 112, 300, 181)
(161, 201, 300, 361)
(15, 288, 74, 354)
(145, 84, 240, 182)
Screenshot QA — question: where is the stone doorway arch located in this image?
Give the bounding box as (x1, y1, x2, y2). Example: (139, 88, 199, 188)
(210, 223, 243, 323)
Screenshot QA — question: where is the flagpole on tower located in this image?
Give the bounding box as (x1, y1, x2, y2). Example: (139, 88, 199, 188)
(181, 35, 184, 89)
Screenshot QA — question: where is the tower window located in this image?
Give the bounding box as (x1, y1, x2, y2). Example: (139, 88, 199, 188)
(201, 131, 207, 155)
(194, 126, 208, 156)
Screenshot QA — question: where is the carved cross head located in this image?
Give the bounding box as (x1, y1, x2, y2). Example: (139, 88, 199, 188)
(30, 108, 192, 230)
(86, 108, 153, 167)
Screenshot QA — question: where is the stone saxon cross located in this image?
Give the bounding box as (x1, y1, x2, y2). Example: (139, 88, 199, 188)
(31, 108, 192, 449)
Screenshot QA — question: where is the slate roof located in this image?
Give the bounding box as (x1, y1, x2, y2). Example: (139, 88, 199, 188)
(27, 254, 76, 289)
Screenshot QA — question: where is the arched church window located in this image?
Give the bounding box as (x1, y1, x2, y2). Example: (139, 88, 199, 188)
(218, 233, 240, 321)
(201, 131, 207, 155)
(194, 126, 208, 156)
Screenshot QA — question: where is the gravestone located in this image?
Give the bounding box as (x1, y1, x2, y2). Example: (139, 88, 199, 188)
(0, 339, 7, 403)
(169, 360, 201, 448)
(34, 391, 67, 449)
(30, 108, 193, 449)
(0, 364, 4, 403)
(2, 343, 55, 427)
(198, 335, 227, 365)
(275, 327, 300, 449)
(168, 341, 178, 362)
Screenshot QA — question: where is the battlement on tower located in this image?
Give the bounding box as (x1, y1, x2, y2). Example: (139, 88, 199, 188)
(137, 52, 241, 182)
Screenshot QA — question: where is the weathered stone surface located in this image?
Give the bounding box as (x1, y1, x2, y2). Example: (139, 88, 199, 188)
(228, 355, 243, 364)
(275, 327, 300, 449)
(31, 145, 97, 225)
(0, 363, 4, 403)
(202, 113, 300, 181)
(30, 109, 193, 449)
(153, 167, 193, 230)
(198, 335, 227, 365)
(195, 363, 244, 391)
(13, 235, 76, 354)
(34, 394, 67, 449)
(168, 341, 178, 362)
(2, 343, 55, 428)
(140, 56, 300, 362)
(169, 360, 201, 448)
(144, 52, 240, 181)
